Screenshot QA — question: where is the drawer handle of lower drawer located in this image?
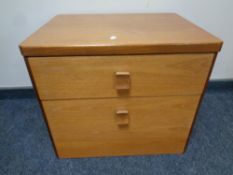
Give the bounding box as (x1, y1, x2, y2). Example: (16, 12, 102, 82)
(115, 71, 131, 91)
(115, 109, 129, 126)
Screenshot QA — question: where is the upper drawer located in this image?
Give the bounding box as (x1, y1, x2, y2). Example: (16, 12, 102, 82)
(27, 54, 214, 100)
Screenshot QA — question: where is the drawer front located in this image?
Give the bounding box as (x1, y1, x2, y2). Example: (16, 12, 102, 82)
(42, 95, 200, 158)
(28, 54, 214, 100)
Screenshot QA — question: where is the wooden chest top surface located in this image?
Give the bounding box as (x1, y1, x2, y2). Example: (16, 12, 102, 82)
(20, 13, 222, 56)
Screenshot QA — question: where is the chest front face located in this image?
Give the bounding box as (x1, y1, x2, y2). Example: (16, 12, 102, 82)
(20, 14, 222, 158)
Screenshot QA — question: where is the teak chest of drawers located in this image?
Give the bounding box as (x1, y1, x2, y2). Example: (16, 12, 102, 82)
(20, 14, 223, 158)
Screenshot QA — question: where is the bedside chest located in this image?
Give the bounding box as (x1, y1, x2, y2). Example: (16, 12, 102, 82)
(20, 14, 223, 158)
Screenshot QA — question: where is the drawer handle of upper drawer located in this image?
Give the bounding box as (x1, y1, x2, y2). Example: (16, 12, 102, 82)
(116, 109, 129, 115)
(115, 109, 129, 126)
(115, 71, 131, 90)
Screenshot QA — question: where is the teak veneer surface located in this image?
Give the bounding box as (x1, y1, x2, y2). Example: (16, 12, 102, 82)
(42, 95, 200, 158)
(20, 14, 222, 56)
(19, 13, 222, 158)
(28, 54, 214, 100)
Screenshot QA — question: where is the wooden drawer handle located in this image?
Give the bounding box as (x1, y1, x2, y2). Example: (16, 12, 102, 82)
(115, 109, 129, 126)
(116, 109, 129, 115)
(115, 71, 131, 90)
(116, 72, 130, 76)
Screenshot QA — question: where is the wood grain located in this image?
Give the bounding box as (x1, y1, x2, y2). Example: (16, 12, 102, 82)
(20, 14, 222, 56)
(19, 13, 223, 158)
(42, 95, 200, 158)
(28, 54, 214, 100)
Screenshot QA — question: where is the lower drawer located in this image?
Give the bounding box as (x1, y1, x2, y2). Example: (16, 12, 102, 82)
(42, 95, 200, 158)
